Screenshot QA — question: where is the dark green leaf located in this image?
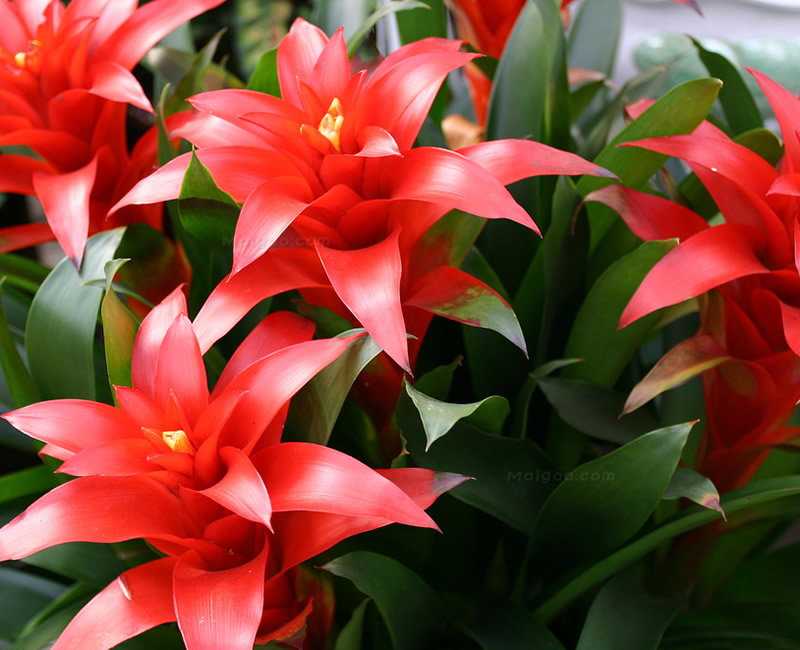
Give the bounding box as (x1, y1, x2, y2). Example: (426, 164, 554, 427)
(247, 47, 280, 96)
(576, 571, 681, 650)
(663, 467, 725, 519)
(101, 260, 139, 395)
(465, 599, 565, 650)
(285, 331, 381, 445)
(323, 551, 447, 650)
(536, 376, 660, 444)
(562, 240, 677, 387)
(0, 465, 59, 504)
(166, 30, 226, 114)
(0, 567, 65, 638)
(398, 389, 556, 534)
(692, 37, 763, 135)
(0, 279, 39, 407)
(568, 0, 622, 78)
(26, 229, 125, 400)
(23, 543, 127, 587)
(333, 598, 370, 650)
(528, 422, 694, 576)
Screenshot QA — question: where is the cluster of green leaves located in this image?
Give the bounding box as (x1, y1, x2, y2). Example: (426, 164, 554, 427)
(2, 1, 800, 649)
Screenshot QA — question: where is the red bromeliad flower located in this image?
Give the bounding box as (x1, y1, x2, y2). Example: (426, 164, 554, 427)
(112, 17, 612, 376)
(0, 0, 223, 267)
(0, 287, 465, 649)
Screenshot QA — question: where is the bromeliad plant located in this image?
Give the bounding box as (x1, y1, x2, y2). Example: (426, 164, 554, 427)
(3, 0, 800, 648)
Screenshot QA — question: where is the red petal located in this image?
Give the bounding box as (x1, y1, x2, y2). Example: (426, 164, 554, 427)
(749, 67, 800, 172)
(132, 286, 188, 399)
(316, 230, 410, 372)
(623, 135, 778, 200)
(382, 147, 539, 233)
(355, 126, 402, 158)
(3, 400, 140, 453)
(193, 248, 328, 354)
(254, 442, 437, 527)
(584, 184, 708, 242)
(92, 0, 225, 70)
(115, 386, 170, 431)
(154, 315, 208, 427)
(277, 18, 329, 109)
(0, 476, 187, 560)
(375, 468, 469, 509)
(53, 558, 177, 650)
(188, 89, 307, 125)
(309, 27, 350, 108)
(0, 3, 29, 52)
(457, 139, 616, 185)
(0, 223, 53, 252)
(88, 61, 153, 112)
(233, 176, 314, 273)
(0, 129, 90, 171)
(219, 335, 360, 452)
(0, 154, 56, 193)
(620, 224, 770, 328)
(778, 299, 800, 357)
(58, 438, 158, 476)
(173, 545, 267, 650)
(213, 312, 315, 397)
(32, 155, 98, 267)
(198, 446, 272, 529)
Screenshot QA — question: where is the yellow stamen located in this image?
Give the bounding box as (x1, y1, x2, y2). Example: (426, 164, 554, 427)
(13, 41, 42, 71)
(161, 429, 195, 455)
(317, 97, 344, 152)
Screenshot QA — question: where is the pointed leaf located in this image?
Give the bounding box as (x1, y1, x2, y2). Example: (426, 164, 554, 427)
(247, 47, 280, 96)
(575, 572, 681, 650)
(623, 334, 730, 415)
(528, 422, 696, 576)
(663, 466, 725, 519)
(404, 381, 509, 450)
(285, 330, 382, 445)
(333, 598, 370, 650)
(562, 240, 677, 387)
(101, 259, 139, 396)
(26, 228, 125, 400)
(323, 551, 447, 650)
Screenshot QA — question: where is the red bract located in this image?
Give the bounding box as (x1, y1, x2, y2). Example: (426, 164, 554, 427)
(0, 0, 223, 266)
(112, 17, 612, 373)
(0, 287, 465, 649)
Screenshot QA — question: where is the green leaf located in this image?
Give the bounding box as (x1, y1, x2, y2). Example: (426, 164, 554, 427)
(576, 571, 681, 650)
(562, 240, 677, 387)
(23, 543, 127, 587)
(323, 551, 448, 650)
(414, 357, 461, 401)
(398, 389, 556, 534)
(165, 29, 226, 114)
(692, 37, 763, 135)
(536, 475, 800, 622)
(404, 380, 509, 450)
(486, 0, 549, 142)
(247, 47, 280, 96)
(535, 376, 660, 444)
(178, 151, 239, 244)
(0, 253, 48, 295)
(8, 586, 91, 650)
(568, 0, 622, 78)
(663, 467, 725, 519)
(0, 278, 39, 407)
(465, 599, 565, 650)
(528, 422, 695, 576)
(284, 331, 381, 446)
(578, 77, 722, 250)
(0, 465, 59, 504)
(349, 1, 431, 56)
(333, 598, 370, 650)
(0, 567, 65, 638)
(26, 229, 125, 400)
(101, 260, 139, 396)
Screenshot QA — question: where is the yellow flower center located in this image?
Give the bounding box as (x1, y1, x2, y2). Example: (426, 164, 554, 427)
(317, 97, 344, 152)
(13, 40, 42, 72)
(161, 429, 196, 455)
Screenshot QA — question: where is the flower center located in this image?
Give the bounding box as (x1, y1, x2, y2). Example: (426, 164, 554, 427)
(317, 97, 344, 152)
(161, 429, 196, 455)
(12, 40, 42, 73)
